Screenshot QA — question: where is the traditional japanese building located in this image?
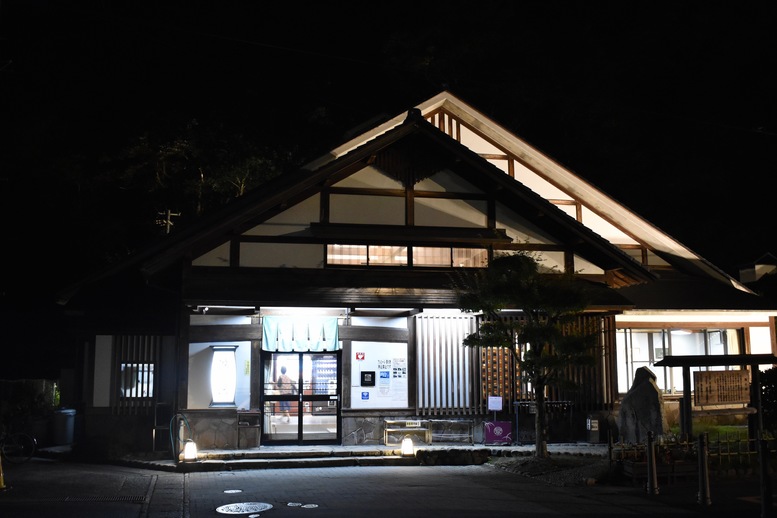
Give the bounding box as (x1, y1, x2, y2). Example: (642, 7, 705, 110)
(58, 92, 777, 455)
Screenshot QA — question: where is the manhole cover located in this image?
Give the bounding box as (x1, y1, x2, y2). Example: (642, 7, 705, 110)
(216, 502, 273, 514)
(224, 489, 243, 493)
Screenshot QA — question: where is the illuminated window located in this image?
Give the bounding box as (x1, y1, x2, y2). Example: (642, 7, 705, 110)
(326, 244, 367, 265)
(114, 335, 160, 406)
(327, 244, 487, 267)
(120, 363, 154, 398)
(616, 328, 741, 395)
(413, 247, 450, 266)
(369, 245, 407, 265)
(210, 346, 237, 406)
(452, 248, 488, 267)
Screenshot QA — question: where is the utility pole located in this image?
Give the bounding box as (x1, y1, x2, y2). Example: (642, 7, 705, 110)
(156, 209, 181, 235)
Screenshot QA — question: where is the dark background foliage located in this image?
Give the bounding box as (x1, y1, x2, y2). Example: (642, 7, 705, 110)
(2, 2, 776, 378)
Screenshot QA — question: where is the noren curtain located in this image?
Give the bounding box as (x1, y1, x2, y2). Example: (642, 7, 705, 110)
(261, 316, 340, 352)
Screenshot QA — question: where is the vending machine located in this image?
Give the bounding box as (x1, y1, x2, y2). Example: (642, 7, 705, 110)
(311, 354, 337, 414)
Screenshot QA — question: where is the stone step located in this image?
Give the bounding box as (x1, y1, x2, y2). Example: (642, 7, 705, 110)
(183, 454, 420, 472)
(108, 445, 494, 472)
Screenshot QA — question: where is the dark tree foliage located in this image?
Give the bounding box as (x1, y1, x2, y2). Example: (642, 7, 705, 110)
(453, 252, 598, 457)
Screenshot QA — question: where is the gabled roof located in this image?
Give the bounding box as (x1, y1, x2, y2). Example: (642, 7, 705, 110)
(58, 92, 767, 313)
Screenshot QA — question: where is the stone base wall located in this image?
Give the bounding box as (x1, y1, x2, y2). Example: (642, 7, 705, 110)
(184, 411, 238, 449)
(342, 415, 489, 446)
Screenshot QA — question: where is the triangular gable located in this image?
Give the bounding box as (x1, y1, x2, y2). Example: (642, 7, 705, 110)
(307, 91, 752, 294)
(178, 108, 655, 289)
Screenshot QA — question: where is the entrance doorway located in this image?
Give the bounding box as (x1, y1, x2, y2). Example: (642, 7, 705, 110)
(261, 352, 340, 444)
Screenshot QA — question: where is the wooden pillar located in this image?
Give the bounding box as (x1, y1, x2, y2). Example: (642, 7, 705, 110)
(682, 366, 693, 438)
(751, 365, 764, 436)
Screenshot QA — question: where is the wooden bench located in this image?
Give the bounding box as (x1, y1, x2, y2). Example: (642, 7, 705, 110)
(384, 419, 431, 446)
(429, 419, 474, 444)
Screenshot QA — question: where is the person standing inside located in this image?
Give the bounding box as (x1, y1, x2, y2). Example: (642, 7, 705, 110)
(276, 366, 295, 422)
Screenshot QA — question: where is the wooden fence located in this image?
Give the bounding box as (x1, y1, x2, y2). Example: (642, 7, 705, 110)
(611, 431, 776, 483)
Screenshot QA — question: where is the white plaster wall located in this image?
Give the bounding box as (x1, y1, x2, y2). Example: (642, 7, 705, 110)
(240, 242, 323, 268)
(415, 198, 486, 227)
(330, 194, 405, 225)
(93, 335, 112, 407)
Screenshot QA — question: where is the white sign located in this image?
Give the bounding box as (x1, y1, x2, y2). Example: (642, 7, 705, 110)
(350, 342, 408, 409)
(488, 395, 503, 412)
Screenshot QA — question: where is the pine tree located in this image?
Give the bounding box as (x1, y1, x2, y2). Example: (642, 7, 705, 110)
(454, 252, 598, 457)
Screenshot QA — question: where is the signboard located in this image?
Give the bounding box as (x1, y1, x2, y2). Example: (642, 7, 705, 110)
(484, 421, 512, 445)
(693, 370, 750, 406)
(488, 396, 503, 412)
(350, 342, 408, 409)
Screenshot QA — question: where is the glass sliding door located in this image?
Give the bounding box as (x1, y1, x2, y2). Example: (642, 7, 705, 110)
(262, 352, 340, 444)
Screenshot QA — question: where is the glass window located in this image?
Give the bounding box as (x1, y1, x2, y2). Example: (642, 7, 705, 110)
(453, 248, 488, 268)
(327, 244, 487, 268)
(120, 363, 154, 398)
(210, 346, 237, 406)
(617, 328, 742, 395)
(369, 245, 407, 266)
(327, 244, 367, 265)
(413, 247, 451, 266)
(113, 335, 160, 406)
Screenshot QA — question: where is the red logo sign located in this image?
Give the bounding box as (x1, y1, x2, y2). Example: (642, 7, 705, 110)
(356, 352, 365, 360)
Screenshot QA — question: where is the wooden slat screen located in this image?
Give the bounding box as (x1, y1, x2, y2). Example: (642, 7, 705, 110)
(475, 312, 617, 415)
(547, 314, 616, 413)
(415, 314, 479, 415)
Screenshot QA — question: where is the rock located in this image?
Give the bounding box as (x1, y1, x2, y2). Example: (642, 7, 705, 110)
(618, 367, 668, 444)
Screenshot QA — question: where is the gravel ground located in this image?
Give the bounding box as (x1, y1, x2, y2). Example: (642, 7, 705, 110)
(487, 452, 617, 487)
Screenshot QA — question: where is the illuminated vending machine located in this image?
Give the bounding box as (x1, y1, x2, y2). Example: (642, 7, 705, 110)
(312, 355, 337, 414)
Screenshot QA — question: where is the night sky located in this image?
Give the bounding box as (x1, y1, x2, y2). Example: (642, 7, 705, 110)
(2, 2, 776, 376)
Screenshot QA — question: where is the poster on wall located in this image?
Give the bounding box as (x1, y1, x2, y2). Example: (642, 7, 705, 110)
(350, 342, 408, 409)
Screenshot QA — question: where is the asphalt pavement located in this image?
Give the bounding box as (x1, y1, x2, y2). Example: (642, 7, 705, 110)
(1, 445, 775, 517)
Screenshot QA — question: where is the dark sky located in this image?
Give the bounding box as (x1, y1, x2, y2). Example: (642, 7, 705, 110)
(2, 1, 776, 294)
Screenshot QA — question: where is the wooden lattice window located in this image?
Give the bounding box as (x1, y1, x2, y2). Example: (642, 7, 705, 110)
(113, 335, 161, 414)
(481, 346, 518, 405)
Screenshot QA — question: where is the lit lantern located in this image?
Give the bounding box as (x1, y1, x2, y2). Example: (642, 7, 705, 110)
(182, 439, 198, 462)
(401, 436, 415, 457)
